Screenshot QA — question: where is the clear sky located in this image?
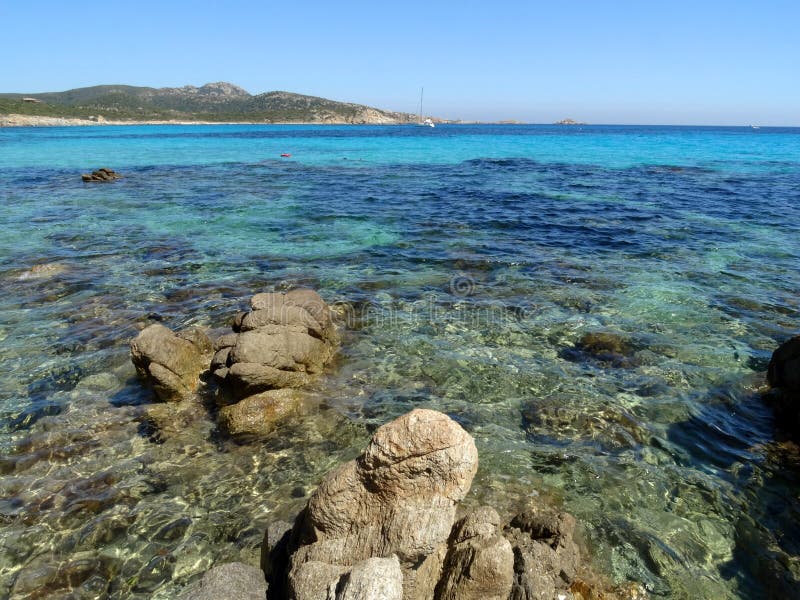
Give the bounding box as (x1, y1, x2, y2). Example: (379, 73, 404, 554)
(1, 0, 798, 125)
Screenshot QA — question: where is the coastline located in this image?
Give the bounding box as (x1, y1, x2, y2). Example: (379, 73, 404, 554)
(0, 113, 469, 128)
(0, 113, 454, 128)
(0, 114, 362, 127)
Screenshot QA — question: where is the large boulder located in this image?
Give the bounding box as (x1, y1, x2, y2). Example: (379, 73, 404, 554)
(261, 409, 612, 600)
(277, 409, 478, 599)
(212, 289, 338, 399)
(130, 324, 211, 402)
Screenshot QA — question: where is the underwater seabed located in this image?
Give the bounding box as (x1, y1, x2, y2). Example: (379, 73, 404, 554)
(1, 124, 799, 598)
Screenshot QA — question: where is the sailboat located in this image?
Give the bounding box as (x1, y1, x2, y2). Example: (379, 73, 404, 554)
(417, 88, 435, 128)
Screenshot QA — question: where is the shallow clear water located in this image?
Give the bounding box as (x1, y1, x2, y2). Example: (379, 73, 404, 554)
(1, 124, 799, 598)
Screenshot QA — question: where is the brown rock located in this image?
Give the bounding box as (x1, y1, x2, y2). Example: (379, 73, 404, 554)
(214, 333, 239, 351)
(229, 325, 331, 373)
(504, 509, 580, 600)
(130, 323, 210, 401)
(336, 556, 404, 600)
(211, 347, 232, 371)
(211, 290, 339, 400)
(564, 332, 638, 368)
(81, 168, 122, 182)
(285, 409, 478, 598)
(289, 561, 348, 600)
(250, 289, 338, 344)
(217, 389, 302, 438)
(435, 507, 514, 600)
(223, 362, 311, 397)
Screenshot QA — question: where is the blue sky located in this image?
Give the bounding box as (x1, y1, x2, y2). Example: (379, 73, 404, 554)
(1, 0, 798, 125)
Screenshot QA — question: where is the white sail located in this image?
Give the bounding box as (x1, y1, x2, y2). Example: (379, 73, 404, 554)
(417, 88, 435, 127)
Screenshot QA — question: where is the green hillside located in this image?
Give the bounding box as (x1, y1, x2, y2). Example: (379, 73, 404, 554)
(0, 82, 421, 124)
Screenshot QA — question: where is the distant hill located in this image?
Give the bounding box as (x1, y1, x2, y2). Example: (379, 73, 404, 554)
(0, 82, 429, 124)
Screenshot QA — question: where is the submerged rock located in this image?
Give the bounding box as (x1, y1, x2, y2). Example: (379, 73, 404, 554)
(217, 388, 303, 438)
(562, 331, 639, 368)
(140, 397, 211, 442)
(15, 262, 68, 281)
(130, 324, 211, 402)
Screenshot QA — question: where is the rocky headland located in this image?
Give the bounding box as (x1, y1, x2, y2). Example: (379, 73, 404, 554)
(0, 82, 445, 126)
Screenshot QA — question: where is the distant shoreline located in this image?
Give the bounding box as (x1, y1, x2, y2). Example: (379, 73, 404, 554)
(0, 114, 414, 128)
(2, 114, 793, 128)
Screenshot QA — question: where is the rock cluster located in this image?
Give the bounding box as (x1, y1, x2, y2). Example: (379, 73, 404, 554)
(81, 168, 122, 182)
(129, 289, 339, 438)
(263, 408, 585, 600)
(210, 289, 338, 437)
(766, 335, 800, 435)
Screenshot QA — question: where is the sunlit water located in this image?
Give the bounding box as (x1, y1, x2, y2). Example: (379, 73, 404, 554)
(1, 124, 799, 598)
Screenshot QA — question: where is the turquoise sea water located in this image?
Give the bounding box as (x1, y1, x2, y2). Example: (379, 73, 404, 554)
(0, 124, 799, 598)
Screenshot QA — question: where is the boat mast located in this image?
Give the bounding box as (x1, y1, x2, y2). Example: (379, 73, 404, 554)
(418, 87, 423, 124)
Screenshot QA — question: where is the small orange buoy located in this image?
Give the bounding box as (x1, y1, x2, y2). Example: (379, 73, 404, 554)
(280, 153, 291, 158)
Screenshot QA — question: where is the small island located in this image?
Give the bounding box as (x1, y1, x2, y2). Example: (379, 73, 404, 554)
(554, 118, 587, 125)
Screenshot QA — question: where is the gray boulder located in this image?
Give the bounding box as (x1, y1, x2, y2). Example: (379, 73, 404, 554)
(262, 409, 596, 600)
(178, 562, 266, 600)
(212, 290, 338, 399)
(130, 324, 211, 402)
(282, 409, 478, 599)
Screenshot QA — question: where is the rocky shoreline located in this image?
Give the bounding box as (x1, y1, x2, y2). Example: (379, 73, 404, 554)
(2, 266, 796, 598)
(125, 287, 800, 599)
(125, 288, 647, 599)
